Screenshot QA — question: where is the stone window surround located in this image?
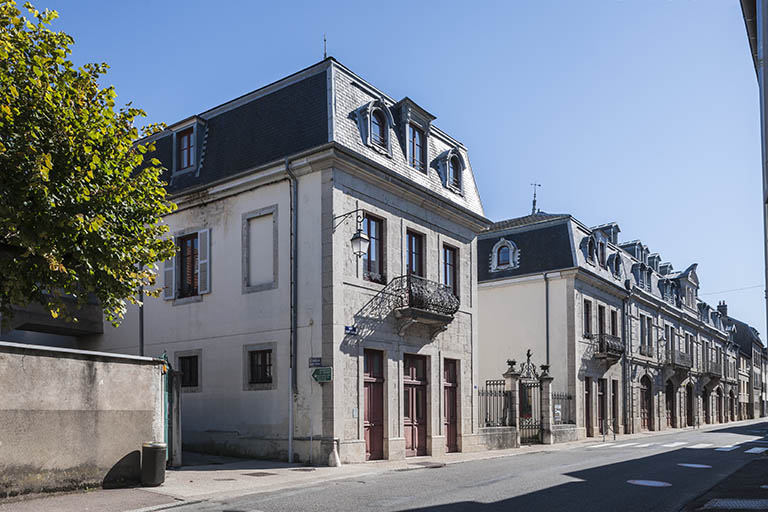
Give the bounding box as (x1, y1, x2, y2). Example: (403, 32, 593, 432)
(489, 237, 520, 272)
(171, 121, 200, 178)
(242, 341, 278, 391)
(354, 98, 396, 158)
(436, 149, 465, 196)
(169, 225, 209, 306)
(176, 348, 203, 393)
(241, 204, 279, 294)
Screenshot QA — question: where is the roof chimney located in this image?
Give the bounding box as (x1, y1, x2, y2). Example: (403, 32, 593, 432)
(717, 300, 728, 317)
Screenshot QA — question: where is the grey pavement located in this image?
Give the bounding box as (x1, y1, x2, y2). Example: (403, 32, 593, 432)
(3, 419, 768, 512)
(163, 420, 768, 512)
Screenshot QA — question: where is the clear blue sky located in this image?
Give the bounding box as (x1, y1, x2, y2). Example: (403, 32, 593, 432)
(42, 0, 765, 338)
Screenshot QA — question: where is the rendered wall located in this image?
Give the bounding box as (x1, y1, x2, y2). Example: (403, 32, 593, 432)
(0, 342, 164, 497)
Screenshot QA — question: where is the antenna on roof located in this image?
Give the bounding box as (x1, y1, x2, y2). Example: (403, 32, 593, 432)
(323, 34, 327, 59)
(530, 182, 541, 215)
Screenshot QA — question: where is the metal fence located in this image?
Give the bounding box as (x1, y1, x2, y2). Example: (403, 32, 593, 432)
(553, 391, 574, 425)
(478, 379, 507, 427)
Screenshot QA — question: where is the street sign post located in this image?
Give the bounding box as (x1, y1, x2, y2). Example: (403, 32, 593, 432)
(311, 367, 333, 383)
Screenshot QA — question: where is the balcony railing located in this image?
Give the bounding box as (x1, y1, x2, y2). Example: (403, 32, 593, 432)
(665, 348, 693, 370)
(595, 333, 624, 360)
(390, 275, 460, 317)
(705, 360, 723, 378)
(388, 275, 459, 338)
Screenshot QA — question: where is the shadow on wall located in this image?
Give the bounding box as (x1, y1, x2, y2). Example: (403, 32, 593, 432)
(102, 451, 141, 489)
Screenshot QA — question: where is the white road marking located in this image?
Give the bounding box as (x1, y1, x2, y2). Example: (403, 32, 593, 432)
(589, 443, 616, 449)
(662, 442, 687, 448)
(634, 443, 656, 448)
(611, 443, 639, 448)
(715, 446, 739, 451)
(677, 463, 712, 469)
(745, 447, 768, 454)
(627, 480, 672, 487)
(689, 443, 713, 449)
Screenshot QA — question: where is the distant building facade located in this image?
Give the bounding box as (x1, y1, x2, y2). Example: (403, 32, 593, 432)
(477, 212, 766, 440)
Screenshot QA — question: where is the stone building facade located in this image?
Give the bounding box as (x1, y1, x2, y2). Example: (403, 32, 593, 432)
(83, 57, 489, 463)
(478, 212, 765, 441)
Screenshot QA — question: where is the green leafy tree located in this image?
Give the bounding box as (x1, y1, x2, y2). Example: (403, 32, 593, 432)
(0, 1, 176, 326)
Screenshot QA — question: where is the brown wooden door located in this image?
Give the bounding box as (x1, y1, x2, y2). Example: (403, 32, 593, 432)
(443, 359, 458, 453)
(584, 378, 593, 437)
(665, 382, 675, 428)
(597, 379, 606, 435)
(364, 350, 384, 460)
(640, 377, 652, 431)
(404, 354, 427, 457)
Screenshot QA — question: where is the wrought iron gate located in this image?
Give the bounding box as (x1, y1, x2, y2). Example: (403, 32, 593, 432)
(518, 350, 542, 444)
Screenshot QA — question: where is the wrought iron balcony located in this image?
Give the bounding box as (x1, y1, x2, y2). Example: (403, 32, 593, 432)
(665, 348, 693, 370)
(390, 275, 459, 338)
(594, 333, 624, 362)
(705, 360, 723, 379)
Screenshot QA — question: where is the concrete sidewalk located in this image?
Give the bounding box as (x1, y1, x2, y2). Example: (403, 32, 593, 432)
(1, 418, 764, 512)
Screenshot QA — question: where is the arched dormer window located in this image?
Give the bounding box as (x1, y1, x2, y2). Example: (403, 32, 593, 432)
(354, 99, 395, 156)
(497, 245, 510, 266)
(448, 155, 461, 189)
(610, 253, 622, 277)
(587, 237, 596, 263)
(371, 109, 386, 148)
(598, 241, 606, 267)
(490, 238, 520, 272)
(437, 149, 465, 193)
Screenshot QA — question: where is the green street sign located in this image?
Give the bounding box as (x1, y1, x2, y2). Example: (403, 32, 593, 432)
(312, 367, 333, 383)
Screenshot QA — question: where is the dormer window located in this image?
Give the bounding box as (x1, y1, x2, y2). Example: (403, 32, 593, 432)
(490, 238, 520, 272)
(498, 246, 510, 266)
(611, 253, 622, 276)
(448, 156, 461, 189)
(598, 242, 606, 267)
(371, 109, 386, 148)
(587, 238, 596, 262)
(177, 127, 194, 171)
(409, 124, 426, 172)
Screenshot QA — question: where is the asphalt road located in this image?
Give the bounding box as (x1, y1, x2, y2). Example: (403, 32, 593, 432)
(172, 421, 768, 512)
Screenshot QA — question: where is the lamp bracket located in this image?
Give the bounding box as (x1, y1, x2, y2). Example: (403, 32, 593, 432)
(333, 208, 365, 232)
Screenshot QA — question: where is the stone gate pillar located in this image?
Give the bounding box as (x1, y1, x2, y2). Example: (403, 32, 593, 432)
(503, 361, 521, 447)
(540, 366, 554, 445)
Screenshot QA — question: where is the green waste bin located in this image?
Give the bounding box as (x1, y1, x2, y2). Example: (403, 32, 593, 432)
(141, 442, 167, 486)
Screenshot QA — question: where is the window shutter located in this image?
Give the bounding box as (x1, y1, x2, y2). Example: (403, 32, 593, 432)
(163, 238, 176, 300)
(198, 228, 210, 294)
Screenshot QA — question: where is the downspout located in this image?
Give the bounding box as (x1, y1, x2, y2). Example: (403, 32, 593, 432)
(544, 272, 551, 365)
(286, 159, 299, 464)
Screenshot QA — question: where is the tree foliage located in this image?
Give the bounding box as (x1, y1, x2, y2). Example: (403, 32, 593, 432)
(0, 1, 176, 326)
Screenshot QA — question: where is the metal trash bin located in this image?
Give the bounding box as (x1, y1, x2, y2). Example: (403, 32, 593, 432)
(141, 442, 167, 487)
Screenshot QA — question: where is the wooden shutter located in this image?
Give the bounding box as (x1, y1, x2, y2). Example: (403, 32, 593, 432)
(197, 228, 210, 294)
(163, 237, 176, 300)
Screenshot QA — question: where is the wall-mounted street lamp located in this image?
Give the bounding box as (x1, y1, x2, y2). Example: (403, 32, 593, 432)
(333, 208, 369, 258)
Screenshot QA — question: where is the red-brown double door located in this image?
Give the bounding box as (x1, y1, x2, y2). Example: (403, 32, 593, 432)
(364, 350, 384, 461)
(404, 354, 427, 457)
(443, 359, 458, 453)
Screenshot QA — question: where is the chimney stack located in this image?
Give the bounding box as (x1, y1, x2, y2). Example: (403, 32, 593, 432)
(717, 300, 728, 317)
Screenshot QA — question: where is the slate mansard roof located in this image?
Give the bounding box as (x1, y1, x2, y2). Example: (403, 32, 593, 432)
(140, 57, 485, 218)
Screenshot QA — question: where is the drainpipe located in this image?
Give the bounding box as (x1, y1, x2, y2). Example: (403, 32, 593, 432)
(286, 159, 299, 464)
(139, 285, 144, 357)
(544, 272, 551, 365)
